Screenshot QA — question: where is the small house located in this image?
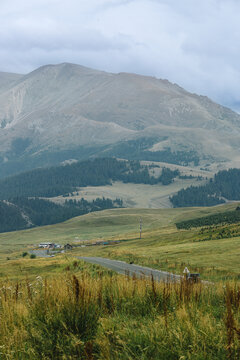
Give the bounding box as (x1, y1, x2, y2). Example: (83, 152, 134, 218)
(39, 242, 55, 249)
(64, 244, 73, 250)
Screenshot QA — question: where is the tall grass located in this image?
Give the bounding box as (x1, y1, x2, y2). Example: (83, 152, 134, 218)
(0, 267, 239, 359)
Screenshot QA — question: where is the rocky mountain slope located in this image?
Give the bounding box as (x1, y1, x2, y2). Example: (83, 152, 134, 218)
(0, 62, 240, 177)
(0, 72, 23, 94)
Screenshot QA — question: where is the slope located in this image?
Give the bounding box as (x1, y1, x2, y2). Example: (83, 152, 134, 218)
(171, 168, 240, 207)
(0, 203, 240, 281)
(0, 71, 23, 94)
(0, 63, 240, 177)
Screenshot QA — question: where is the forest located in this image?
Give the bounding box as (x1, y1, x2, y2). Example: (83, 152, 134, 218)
(0, 157, 183, 233)
(170, 168, 240, 207)
(0, 158, 179, 200)
(176, 207, 240, 229)
(103, 137, 200, 166)
(0, 137, 200, 179)
(0, 197, 123, 233)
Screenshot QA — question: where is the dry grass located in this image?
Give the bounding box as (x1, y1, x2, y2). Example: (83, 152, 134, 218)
(48, 178, 207, 209)
(0, 262, 239, 359)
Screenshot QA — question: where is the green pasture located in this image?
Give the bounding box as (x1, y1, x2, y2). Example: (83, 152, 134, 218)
(0, 203, 239, 281)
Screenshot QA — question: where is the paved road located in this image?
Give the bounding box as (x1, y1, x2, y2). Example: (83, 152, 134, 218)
(79, 256, 181, 282)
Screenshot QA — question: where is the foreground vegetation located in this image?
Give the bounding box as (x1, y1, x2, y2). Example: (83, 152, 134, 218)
(0, 204, 240, 358)
(0, 261, 239, 359)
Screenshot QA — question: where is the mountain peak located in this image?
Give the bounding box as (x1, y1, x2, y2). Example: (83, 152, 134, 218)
(26, 62, 105, 77)
(0, 63, 240, 176)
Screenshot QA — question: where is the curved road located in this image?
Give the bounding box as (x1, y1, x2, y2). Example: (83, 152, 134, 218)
(79, 256, 181, 282)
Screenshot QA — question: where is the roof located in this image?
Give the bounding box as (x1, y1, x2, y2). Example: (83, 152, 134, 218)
(39, 242, 54, 245)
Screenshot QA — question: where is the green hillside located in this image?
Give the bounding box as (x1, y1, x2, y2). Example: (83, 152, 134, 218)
(1, 203, 240, 281)
(0, 204, 239, 358)
(0, 197, 122, 233)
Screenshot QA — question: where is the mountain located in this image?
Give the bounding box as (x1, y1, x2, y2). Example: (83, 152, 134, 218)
(0, 62, 240, 177)
(0, 71, 23, 94)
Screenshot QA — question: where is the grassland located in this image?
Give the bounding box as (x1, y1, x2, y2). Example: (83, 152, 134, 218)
(0, 202, 240, 281)
(0, 204, 240, 358)
(45, 154, 212, 210)
(0, 262, 239, 359)
(49, 177, 208, 209)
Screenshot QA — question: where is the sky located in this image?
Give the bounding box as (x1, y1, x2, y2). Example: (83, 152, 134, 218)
(1, 0, 240, 110)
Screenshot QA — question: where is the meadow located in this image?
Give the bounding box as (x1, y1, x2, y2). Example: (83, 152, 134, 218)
(0, 204, 240, 358)
(1, 203, 239, 281)
(50, 176, 207, 209)
(0, 262, 239, 359)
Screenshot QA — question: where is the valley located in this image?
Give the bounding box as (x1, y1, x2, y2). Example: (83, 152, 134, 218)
(0, 203, 239, 281)
(0, 157, 211, 233)
(0, 63, 240, 359)
(49, 160, 210, 208)
(1, 0, 240, 356)
(0, 197, 239, 359)
(49, 178, 206, 209)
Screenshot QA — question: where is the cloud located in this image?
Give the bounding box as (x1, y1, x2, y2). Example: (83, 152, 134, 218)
(0, 0, 240, 109)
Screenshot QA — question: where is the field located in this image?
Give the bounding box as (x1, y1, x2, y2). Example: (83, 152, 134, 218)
(0, 267, 239, 359)
(53, 179, 204, 208)
(0, 202, 240, 281)
(48, 161, 211, 209)
(0, 204, 240, 358)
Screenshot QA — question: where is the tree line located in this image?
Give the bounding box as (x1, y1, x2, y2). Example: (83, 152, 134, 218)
(170, 168, 240, 207)
(0, 196, 123, 233)
(176, 207, 240, 229)
(0, 158, 180, 200)
(103, 137, 200, 166)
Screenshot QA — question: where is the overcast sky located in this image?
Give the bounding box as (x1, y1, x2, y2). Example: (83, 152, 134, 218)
(1, 0, 240, 109)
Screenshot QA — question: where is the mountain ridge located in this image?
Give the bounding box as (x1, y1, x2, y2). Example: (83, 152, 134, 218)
(0, 62, 240, 177)
(0, 71, 23, 94)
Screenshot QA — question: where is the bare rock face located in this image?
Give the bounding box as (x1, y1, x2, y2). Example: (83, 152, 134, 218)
(0, 62, 240, 174)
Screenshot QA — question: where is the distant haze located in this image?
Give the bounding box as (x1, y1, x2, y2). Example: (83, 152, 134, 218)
(0, 0, 240, 111)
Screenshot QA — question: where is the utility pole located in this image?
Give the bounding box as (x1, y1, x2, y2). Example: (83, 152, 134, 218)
(140, 218, 142, 239)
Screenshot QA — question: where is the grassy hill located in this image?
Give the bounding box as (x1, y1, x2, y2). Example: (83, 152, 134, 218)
(1, 203, 240, 281)
(0, 204, 240, 359)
